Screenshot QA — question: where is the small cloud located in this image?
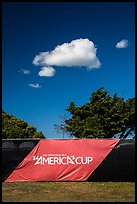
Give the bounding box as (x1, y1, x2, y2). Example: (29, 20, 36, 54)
(29, 83, 42, 88)
(33, 38, 101, 70)
(19, 69, 31, 74)
(116, 39, 128, 48)
(38, 66, 56, 77)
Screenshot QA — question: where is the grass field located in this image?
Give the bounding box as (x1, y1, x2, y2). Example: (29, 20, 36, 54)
(2, 181, 135, 202)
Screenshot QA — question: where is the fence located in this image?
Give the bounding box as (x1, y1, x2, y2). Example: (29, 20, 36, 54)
(2, 138, 135, 182)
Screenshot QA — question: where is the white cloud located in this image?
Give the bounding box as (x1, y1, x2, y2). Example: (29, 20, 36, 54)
(33, 38, 101, 70)
(38, 66, 56, 77)
(29, 83, 42, 88)
(19, 69, 31, 74)
(116, 39, 128, 48)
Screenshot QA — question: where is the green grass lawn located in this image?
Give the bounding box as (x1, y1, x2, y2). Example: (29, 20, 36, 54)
(2, 181, 135, 202)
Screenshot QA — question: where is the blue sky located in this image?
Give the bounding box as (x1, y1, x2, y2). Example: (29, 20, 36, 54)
(2, 2, 135, 139)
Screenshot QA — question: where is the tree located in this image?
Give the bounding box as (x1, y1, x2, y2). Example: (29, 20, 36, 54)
(2, 111, 45, 139)
(55, 87, 135, 139)
(54, 115, 68, 138)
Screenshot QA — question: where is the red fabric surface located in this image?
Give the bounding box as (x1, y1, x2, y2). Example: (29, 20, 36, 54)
(5, 139, 120, 182)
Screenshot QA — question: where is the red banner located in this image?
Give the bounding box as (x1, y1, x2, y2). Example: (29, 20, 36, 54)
(5, 139, 120, 182)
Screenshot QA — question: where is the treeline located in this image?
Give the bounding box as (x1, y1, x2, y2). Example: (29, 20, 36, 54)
(2, 111, 45, 139)
(55, 87, 135, 139)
